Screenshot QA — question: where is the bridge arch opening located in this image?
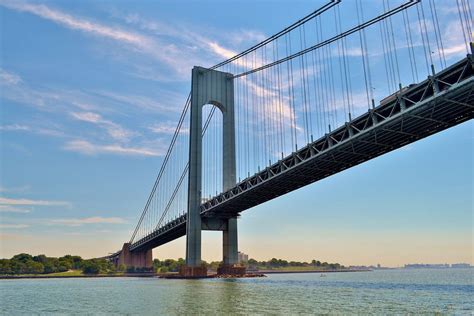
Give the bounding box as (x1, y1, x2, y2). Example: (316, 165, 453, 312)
(202, 103, 224, 201)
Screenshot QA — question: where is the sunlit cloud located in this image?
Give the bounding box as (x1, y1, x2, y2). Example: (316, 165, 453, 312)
(0, 68, 22, 85)
(96, 91, 181, 113)
(0, 1, 191, 77)
(50, 216, 126, 226)
(0, 185, 31, 193)
(0, 124, 31, 131)
(0, 0, 150, 47)
(148, 122, 179, 135)
(70, 111, 136, 142)
(63, 139, 162, 157)
(0, 197, 70, 206)
(0, 205, 31, 213)
(0, 224, 29, 229)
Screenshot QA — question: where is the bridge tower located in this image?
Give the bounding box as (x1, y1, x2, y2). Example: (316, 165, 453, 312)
(181, 66, 239, 277)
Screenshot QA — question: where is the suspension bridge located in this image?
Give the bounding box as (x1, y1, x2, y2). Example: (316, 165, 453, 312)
(106, 0, 473, 277)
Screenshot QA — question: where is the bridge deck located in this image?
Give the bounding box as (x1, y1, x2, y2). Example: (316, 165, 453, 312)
(127, 55, 473, 253)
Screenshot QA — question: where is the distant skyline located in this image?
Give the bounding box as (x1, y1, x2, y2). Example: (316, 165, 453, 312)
(0, 0, 472, 267)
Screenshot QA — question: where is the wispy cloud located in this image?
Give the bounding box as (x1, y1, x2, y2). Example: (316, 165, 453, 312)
(0, 68, 22, 85)
(115, 11, 266, 74)
(0, 224, 29, 229)
(95, 91, 181, 113)
(148, 122, 179, 135)
(441, 21, 471, 58)
(50, 216, 126, 226)
(0, 197, 70, 206)
(0, 185, 30, 193)
(0, 1, 205, 78)
(63, 139, 162, 157)
(0, 124, 31, 131)
(0, 69, 172, 157)
(0, 0, 150, 47)
(71, 111, 136, 142)
(0, 205, 31, 213)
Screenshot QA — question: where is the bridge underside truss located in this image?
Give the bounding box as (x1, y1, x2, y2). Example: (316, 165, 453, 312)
(128, 55, 473, 253)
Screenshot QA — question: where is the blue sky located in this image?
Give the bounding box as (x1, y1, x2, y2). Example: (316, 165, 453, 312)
(0, 0, 472, 266)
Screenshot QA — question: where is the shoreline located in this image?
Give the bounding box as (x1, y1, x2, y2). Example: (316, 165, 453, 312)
(0, 269, 371, 280)
(257, 269, 372, 274)
(0, 273, 156, 280)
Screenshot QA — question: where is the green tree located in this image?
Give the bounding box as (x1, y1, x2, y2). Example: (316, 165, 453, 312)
(248, 258, 258, 265)
(71, 256, 83, 269)
(82, 261, 100, 274)
(159, 266, 169, 273)
(0, 259, 12, 274)
(26, 261, 44, 274)
(12, 253, 33, 263)
(33, 255, 48, 264)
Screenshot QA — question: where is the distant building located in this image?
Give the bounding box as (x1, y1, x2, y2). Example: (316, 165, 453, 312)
(404, 263, 450, 269)
(451, 263, 470, 268)
(238, 251, 248, 264)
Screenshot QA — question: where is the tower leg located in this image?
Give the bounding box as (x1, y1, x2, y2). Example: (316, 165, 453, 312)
(219, 217, 246, 275)
(223, 217, 238, 265)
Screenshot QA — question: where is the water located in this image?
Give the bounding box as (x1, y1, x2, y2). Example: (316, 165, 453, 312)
(1, 269, 472, 314)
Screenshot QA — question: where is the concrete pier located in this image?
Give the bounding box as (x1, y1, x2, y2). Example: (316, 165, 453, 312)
(118, 243, 153, 269)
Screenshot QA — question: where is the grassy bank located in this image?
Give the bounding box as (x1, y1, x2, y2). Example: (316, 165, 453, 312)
(0, 270, 157, 279)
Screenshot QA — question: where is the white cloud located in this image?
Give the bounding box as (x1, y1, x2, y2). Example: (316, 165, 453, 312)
(0, 68, 22, 85)
(441, 21, 471, 58)
(63, 139, 161, 157)
(115, 11, 266, 73)
(0, 224, 29, 229)
(0, 197, 70, 206)
(70, 111, 136, 142)
(0, 1, 192, 76)
(0, 185, 30, 193)
(71, 111, 102, 123)
(0, 124, 31, 131)
(148, 122, 178, 135)
(0, 205, 31, 213)
(0, 0, 150, 47)
(50, 216, 126, 226)
(0, 72, 172, 157)
(443, 44, 467, 56)
(96, 91, 182, 113)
